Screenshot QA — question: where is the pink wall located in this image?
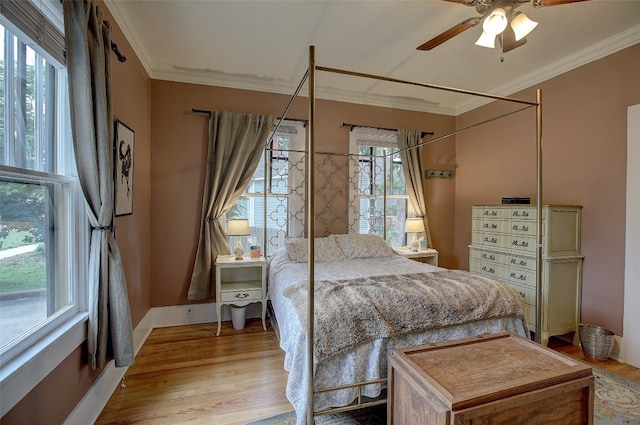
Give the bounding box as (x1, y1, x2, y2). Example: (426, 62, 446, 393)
(150, 80, 456, 307)
(455, 43, 640, 335)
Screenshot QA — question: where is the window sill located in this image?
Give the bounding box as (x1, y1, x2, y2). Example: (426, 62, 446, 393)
(0, 312, 89, 417)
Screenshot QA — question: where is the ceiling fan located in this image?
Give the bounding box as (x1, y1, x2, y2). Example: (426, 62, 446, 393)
(417, 0, 590, 53)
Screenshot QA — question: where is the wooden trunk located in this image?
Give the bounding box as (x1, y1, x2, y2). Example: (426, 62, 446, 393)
(388, 332, 593, 425)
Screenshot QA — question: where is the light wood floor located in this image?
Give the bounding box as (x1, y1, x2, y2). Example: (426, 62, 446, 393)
(95, 319, 640, 425)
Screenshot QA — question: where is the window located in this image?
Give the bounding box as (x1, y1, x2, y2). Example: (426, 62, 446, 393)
(229, 121, 305, 257)
(0, 0, 87, 412)
(348, 127, 414, 247)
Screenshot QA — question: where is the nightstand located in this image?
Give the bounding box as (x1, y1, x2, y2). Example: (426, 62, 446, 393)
(214, 255, 267, 336)
(394, 247, 439, 266)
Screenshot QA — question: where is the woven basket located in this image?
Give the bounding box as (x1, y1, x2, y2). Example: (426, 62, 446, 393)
(579, 324, 614, 360)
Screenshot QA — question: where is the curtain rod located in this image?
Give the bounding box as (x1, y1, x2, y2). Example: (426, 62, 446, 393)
(191, 108, 308, 126)
(111, 41, 126, 62)
(342, 122, 434, 139)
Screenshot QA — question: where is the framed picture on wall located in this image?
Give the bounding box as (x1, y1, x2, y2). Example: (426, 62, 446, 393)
(114, 120, 135, 216)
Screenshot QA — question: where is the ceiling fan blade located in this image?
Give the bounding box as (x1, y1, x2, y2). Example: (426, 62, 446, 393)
(499, 26, 527, 53)
(417, 17, 481, 51)
(531, 0, 590, 7)
(440, 0, 479, 4)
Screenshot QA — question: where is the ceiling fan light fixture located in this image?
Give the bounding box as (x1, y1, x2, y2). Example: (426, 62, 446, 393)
(475, 30, 496, 48)
(511, 12, 538, 41)
(482, 7, 508, 36)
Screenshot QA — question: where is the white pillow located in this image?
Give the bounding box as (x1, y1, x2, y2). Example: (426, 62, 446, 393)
(333, 234, 395, 259)
(284, 237, 347, 263)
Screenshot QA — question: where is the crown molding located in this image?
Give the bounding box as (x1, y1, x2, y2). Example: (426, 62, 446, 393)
(103, 0, 640, 117)
(455, 24, 640, 115)
(153, 65, 453, 115)
(103, 0, 153, 77)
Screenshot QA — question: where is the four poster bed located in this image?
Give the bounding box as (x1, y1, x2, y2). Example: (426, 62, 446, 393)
(267, 46, 543, 425)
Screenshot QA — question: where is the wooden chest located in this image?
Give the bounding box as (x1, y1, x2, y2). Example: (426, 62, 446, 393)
(388, 332, 593, 425)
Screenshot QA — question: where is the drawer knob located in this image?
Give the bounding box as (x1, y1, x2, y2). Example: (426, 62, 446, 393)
(235, 293, 250, 299)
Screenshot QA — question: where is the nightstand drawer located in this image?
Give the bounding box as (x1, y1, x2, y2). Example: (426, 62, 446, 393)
(220, 288, 262, 302)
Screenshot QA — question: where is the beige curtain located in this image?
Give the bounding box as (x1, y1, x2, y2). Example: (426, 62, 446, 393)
(188, 112, 274, 300)
(64, 0, 134, 369)
(398, 129, 432, 248)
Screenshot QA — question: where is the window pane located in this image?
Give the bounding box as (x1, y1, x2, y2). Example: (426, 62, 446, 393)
(351, 145, 412, 244)
(1, 26, 56, 173)
(0, 179, 70, 350)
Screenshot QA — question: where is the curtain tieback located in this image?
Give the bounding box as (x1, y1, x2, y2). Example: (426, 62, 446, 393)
(92, 225, 114, 231)
(206, 216, 221, 222)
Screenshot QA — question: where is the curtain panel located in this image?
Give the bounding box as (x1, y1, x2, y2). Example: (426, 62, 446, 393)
(188, 111, 274, 300)
(398, 128, 433, 248)
(63, 0, 134, 369)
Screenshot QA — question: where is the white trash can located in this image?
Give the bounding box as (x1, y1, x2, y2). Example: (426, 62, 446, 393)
(230, 305, 246, 330)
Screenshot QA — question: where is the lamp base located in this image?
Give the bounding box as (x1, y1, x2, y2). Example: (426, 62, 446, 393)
(410, 235, 419, 252)
(234, 238, 244, 260)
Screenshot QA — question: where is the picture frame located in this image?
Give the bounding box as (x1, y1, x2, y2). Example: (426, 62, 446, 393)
(114, 120, 135, 216)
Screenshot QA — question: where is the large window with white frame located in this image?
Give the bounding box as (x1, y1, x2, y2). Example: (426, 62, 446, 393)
(228, 120, 306, 257)
(348, 127, 415, 247)
(0, 0, 87, 397)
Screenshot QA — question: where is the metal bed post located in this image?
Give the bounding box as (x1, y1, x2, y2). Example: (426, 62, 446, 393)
(306, 45, 316, 425)
(535, 89, 543, 344)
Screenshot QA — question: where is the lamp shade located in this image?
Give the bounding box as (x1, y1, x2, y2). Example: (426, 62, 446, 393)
(475, 30, 496, 48)
(227, 219, 250, 236)
(511, 12, 538, 41)
(483, 8, 508, 36)
(405, 218, 425, 234)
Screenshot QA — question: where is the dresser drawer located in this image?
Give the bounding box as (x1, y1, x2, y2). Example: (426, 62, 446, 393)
(470, 248, 509, 264)
(506, 282, 534, 315)
(508, 266, 536, 288)
(509, 206, 535, 220)
(509, 281, 536, 305)
(219, 288, 263, 302)
(482, 219, 510, 234)
(470, 259, 508, 280)
(510, 219, 536, 237)
(473, 231, 510, 249)
(478, 206, 511, 219)
(508, 253, 535, 271)
(510, 234, 537, 253)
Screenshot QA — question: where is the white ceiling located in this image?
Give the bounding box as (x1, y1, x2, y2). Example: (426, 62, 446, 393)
(104, 0, 640, 115)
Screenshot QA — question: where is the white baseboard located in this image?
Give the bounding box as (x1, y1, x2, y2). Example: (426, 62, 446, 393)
(63, 309, 153, 425)
(152, 302, 263, 328)
(65, 302, 262, 425)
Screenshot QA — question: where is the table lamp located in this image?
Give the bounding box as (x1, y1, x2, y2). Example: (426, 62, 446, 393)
(405, 218, 425, 252)
(227, 219, 250, 260)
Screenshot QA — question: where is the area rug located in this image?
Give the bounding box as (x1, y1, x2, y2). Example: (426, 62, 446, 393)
(245, 368, 640, 424)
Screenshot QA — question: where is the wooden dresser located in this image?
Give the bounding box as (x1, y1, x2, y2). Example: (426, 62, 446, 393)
(469, 204, 583, 345)
(388, 333, 594, 425)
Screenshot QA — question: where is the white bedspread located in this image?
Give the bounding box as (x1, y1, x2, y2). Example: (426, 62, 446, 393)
(267, 248, 528, 424)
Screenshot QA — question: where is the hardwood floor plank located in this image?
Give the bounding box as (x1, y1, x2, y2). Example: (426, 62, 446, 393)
(96, 321, 640, 424)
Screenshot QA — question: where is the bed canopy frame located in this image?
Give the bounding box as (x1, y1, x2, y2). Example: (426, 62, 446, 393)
(273, 46, 543, 424)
